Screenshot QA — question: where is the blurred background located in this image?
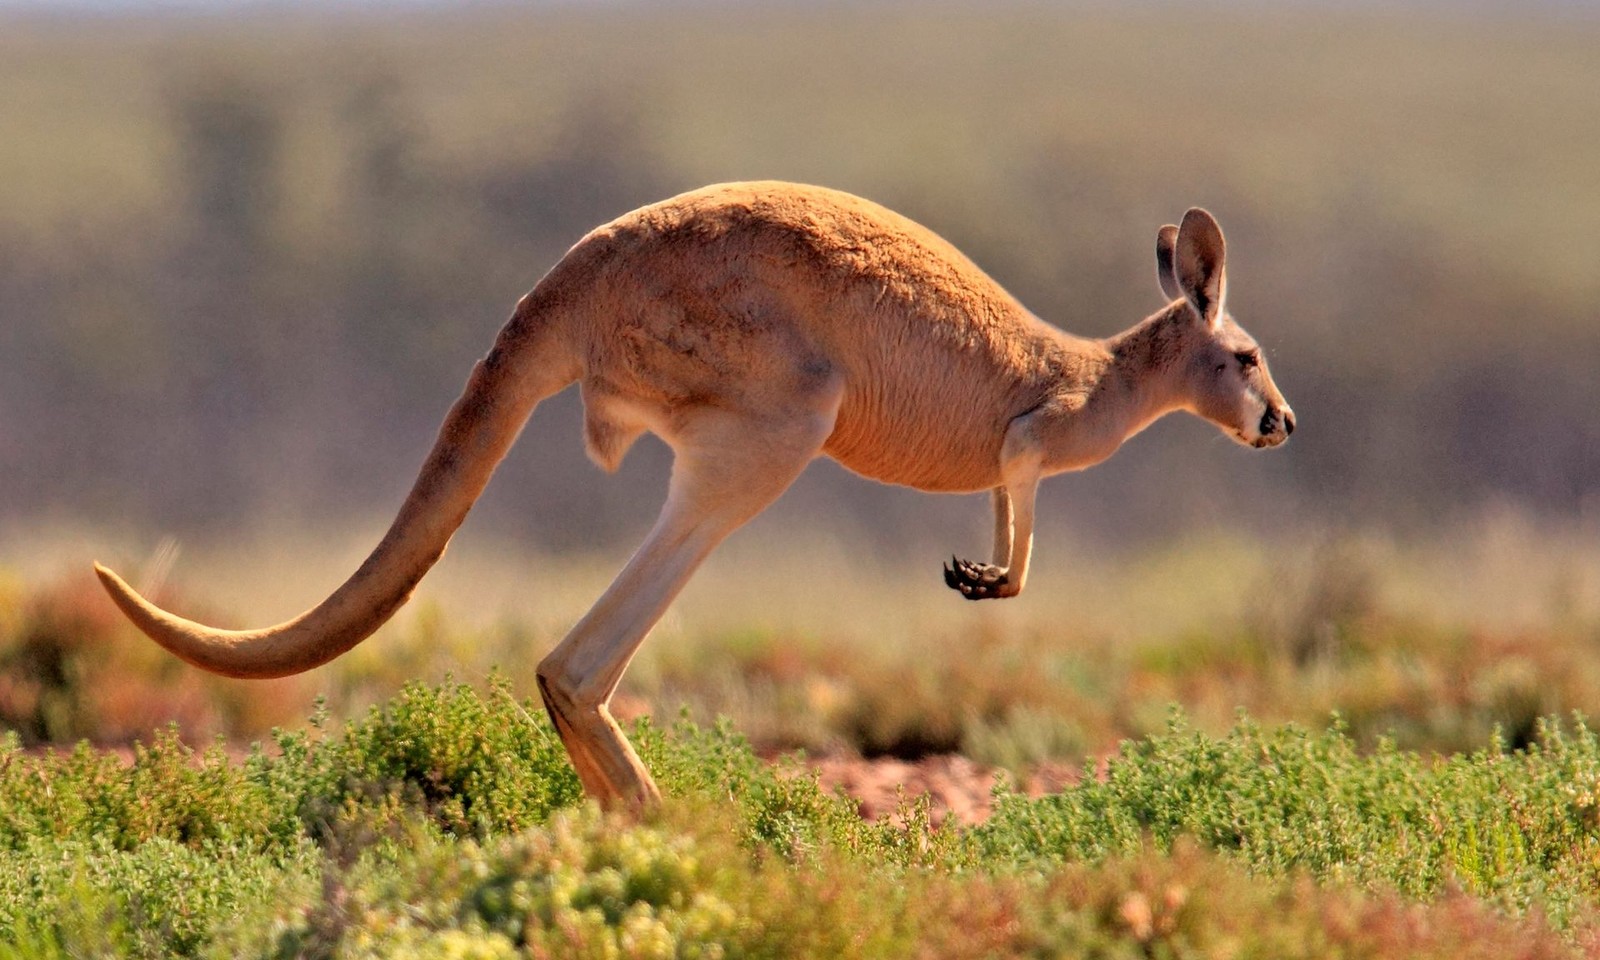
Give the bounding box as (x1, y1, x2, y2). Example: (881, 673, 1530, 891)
(0, 0, 1597, 759)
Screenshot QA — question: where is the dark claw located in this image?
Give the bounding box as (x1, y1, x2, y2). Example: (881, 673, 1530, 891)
(941, 554, 1010, 600)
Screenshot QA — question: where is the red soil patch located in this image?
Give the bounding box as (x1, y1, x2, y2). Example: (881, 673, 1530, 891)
(804, 754, 1097, 826)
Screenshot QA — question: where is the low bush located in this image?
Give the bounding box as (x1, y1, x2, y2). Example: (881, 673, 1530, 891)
(975, 713, 1600, 927)
(0, 835, 316, 960)
(3, 680, 1600, 956)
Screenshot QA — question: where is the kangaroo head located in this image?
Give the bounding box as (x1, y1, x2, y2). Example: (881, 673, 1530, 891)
(1155, 208, 1294, 449)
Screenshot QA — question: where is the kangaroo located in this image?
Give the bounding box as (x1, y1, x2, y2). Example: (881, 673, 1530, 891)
(95, 181, 1293, 807)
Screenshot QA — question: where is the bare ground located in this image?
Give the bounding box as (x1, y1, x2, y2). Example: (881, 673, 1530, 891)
(804, 754, 1092, 826)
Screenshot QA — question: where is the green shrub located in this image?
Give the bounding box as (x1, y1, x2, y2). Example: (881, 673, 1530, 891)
(291, 677, 583, 841)
(247, 809, 1584, 960)
(250, 807, 1014, 960)
(2, 681, 1598, 957)
(0, 729, 297, 853)
(1013, 841, 1579, 960)
(974, 713, 1600, 926)
(0, 835, 317, 960)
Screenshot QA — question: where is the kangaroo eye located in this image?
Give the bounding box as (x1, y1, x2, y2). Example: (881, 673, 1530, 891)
(1235, 351, 1260, 369)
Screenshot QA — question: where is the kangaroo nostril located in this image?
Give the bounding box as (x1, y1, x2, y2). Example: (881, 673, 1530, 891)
(1259, 409, 1277, 437)
(1283, 409, 1296, 436)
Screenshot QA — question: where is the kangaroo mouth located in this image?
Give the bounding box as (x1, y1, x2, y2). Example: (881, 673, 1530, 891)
(1230, 427, 1286, 449)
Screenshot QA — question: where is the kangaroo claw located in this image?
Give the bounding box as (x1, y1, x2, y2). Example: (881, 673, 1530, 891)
(942, 555, 1010, 600)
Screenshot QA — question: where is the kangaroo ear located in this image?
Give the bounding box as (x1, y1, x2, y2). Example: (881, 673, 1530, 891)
(1155, 224, 1182, 302)
(1174, 207, 1227, 327)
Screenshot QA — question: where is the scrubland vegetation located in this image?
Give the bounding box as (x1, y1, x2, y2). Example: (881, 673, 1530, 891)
(5, 661, 1600, 958)
(4, 1, 1600, 956)
(5, 522, 1600, 956)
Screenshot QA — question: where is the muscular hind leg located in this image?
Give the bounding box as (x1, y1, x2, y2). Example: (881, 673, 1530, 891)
(537, 390, 841, 807)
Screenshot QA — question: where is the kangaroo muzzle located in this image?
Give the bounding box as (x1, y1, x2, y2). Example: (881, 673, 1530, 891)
(1257, 405, 1295, 445)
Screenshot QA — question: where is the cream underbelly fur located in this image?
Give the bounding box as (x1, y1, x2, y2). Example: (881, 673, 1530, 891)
(96, 181, 1295, 807)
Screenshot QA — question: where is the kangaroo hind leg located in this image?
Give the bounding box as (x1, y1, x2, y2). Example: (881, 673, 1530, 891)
(537, 386, 842, 807)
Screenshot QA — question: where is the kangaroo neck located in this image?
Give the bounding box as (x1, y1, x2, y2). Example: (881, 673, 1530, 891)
(1040, 305, 1189, 473)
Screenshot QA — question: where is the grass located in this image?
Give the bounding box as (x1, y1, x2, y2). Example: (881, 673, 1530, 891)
(3, 534, 1600, 953)
(4, 524, 1599, 956)
(1, 679, 1598, 957)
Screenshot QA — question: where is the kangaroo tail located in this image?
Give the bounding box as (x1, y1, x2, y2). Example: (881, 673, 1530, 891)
(95, 292, 581, 679)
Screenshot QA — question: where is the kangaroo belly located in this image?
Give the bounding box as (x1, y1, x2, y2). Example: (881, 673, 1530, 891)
(825, 434, 1001, 493)
(823, 388, 1009, 493)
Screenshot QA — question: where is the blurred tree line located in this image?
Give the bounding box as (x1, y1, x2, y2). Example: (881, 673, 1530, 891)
(0, 5, 1595, 554)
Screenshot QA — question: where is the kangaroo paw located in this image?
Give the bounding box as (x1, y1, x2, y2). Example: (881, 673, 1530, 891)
(942, 555, 1011, 600)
